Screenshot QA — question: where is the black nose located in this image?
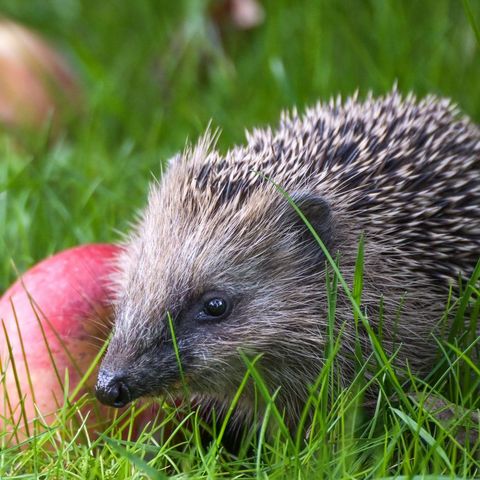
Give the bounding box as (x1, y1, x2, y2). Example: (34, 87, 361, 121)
(95, 370, 131, 408)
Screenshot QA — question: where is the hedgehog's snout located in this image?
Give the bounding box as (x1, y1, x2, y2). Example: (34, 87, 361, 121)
(96, 322, 187, 406)
(95, 369, 132, 408)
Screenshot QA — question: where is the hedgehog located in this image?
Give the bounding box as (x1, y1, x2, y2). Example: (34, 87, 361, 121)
(95, 89, 480, 426)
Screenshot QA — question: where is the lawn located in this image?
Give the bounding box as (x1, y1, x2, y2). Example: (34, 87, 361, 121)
(1, 0, 480, 478)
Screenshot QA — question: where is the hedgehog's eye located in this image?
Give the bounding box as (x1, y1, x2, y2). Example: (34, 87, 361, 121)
(194, 293, 232, 322)
(205, 298, 227, 316)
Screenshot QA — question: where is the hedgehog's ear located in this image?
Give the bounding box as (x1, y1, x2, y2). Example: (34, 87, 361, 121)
(289, 192, 334, 252)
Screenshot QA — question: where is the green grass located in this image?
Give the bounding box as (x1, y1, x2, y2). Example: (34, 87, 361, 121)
(1, 0, 480, 478)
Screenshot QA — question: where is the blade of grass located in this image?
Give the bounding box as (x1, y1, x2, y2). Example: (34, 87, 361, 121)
(69, 333, 112, 401)
(104, 436, 168, 480)
(0, 352, 20, 445)
(208, 355, 259, 464)
(10, 299, 37, 409)
(166, 312, 186, 391)
(240, 351, 293, 448)
(462, 0, 480, 48)
(392, 407, 452, 469)
(1, 319, 30, 437)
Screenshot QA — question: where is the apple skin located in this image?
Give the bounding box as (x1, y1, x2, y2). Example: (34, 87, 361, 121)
(0, 19, 82, 135)
(0, 244, 121, 441)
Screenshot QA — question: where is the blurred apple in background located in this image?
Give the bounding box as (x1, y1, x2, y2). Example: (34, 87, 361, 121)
(211, 0, 265, 30)
(0, 244, 121, 442)
(0, 18, 83, 138)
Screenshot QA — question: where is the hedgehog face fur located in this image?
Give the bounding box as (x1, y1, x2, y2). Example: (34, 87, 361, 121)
(96, 90, 480, 422)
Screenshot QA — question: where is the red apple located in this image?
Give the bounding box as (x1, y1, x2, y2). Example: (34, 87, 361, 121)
(0, 244, 121, 442)
(0, 19, 82, 136)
